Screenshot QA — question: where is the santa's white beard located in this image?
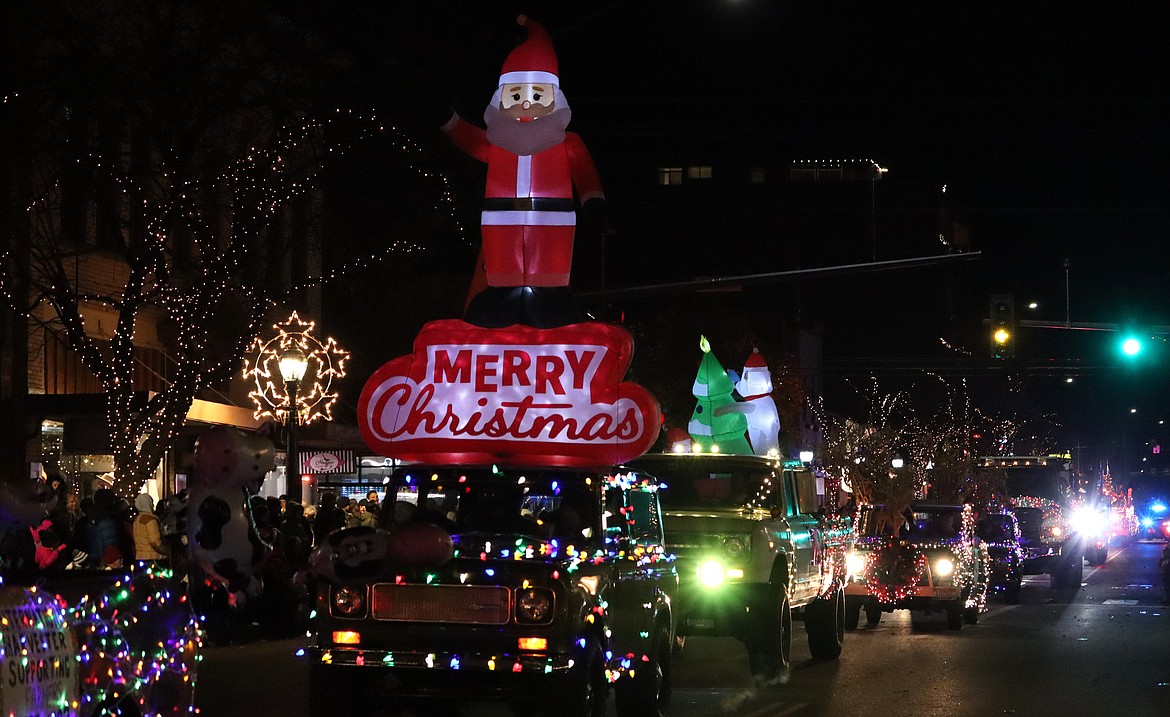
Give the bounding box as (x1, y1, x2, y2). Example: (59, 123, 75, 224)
(484, 103, 571, 156)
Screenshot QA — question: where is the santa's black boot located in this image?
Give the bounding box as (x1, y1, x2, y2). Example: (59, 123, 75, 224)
(464, 286, 584, 329)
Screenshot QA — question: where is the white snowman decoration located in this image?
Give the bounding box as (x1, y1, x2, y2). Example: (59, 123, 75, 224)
(735, 348, 781, 457)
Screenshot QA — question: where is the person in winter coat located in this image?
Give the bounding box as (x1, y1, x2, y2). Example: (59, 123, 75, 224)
(312, 491, 348, 547)
(280, 501, 312, 568)
(49, 492, 85, 557)
(132, 494, 167, 564)
(29, 519, 67, 570)
(347, 501, 378, 529)
(86, 489, 123, 569)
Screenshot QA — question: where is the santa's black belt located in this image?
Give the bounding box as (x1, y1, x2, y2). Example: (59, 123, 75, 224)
(483, 198, 575, 212)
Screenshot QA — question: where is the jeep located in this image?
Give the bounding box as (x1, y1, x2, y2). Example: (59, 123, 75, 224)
(306, 464, 676, 717)
(845, 501, 989, 630)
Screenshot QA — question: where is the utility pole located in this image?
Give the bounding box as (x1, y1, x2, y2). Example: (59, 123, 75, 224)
(1064, 257, 1071, 328)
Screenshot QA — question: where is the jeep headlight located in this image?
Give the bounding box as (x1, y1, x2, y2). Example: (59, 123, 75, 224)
(933, 557, 955, 578)
(845, 552, 866, 578)
(723, 536, 749, 558)
(515, 587, 555, 624)
(331, 586, 367, 618)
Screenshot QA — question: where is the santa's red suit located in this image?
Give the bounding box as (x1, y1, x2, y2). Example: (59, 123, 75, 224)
(442, 17, 604, 288)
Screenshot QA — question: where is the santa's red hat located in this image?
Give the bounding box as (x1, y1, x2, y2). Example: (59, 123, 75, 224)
(744, 348, 768, 368)
(499, 16, 559, 87)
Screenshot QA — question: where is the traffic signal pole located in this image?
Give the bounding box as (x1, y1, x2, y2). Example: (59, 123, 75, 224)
(1017, 320, 1170, 335)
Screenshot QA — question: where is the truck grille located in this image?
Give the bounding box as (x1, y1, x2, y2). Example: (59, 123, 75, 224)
(370, 584, 512, 625)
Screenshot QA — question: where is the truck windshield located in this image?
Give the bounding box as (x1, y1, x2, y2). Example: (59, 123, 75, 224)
(905, 507, 964, 540)
(381, 467, 600, 542)
(855, 505, 964, 540)
(1003, 466, 1067, 501)
(635, 459, 777, 511)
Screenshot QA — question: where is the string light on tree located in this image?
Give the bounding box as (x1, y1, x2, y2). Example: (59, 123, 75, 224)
(0, 107, 463, 500)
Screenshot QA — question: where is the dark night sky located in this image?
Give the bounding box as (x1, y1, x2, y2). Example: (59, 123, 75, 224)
(304, 2, 1170, 470)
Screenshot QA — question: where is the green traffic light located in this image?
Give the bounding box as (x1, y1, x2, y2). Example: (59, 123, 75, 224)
(1120, 336, 1142, 357)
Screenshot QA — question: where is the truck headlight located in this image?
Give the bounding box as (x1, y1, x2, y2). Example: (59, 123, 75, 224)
(845, 552, 866, 577)
(1069, 508, 1107, 537)
(515, 588, 555, 624)
(933, 558, 955, 578)
(698, 560, 726, 587)
(723, 536, 749, 558)
(331, 586, 367, 618)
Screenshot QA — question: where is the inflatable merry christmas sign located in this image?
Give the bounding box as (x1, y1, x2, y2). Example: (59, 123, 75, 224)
(360, 318, 659, 463)
(359, 320, 659, 467)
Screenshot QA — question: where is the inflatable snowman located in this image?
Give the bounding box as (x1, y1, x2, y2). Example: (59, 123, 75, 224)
(735, 348, 781, 457)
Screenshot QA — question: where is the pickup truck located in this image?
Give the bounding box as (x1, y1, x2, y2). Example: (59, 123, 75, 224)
(306, 463, 677, 717)
(629, 453, 852, 684)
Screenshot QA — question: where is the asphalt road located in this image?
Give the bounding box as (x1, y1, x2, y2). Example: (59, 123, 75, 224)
(196, 541, 1170, 716)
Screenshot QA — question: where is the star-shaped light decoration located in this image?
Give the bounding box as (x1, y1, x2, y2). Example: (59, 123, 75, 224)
(243, 311, 349, 424)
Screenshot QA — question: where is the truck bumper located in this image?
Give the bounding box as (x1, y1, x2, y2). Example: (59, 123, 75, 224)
(673, 581, 772, 638)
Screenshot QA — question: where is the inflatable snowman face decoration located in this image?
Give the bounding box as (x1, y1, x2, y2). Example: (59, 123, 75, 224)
(187, 426, 275, 606)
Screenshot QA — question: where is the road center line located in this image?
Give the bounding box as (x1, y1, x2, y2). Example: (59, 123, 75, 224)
(743, 701, 808, 717)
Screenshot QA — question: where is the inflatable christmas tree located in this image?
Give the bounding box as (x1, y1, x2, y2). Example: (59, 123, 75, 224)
(688, 336, 752, 454)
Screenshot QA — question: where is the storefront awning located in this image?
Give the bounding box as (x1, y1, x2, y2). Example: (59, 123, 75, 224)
(186, 399, 264, 430)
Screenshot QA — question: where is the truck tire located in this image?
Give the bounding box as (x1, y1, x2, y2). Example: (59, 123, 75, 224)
(309, 663, 367, 717)
(864, 603, 882, 627)
(945, 601, 964, 631)
(746, 587, 792, 684)
(614, 623, 672, 717)
(1052, 557, 1085, 589)
(551, 638, 609, 717)
(805, 587, 845, 660)
(963, 602, 980, 625)
(844, 595, 863, 630)
(1003, 576, 1022, 604)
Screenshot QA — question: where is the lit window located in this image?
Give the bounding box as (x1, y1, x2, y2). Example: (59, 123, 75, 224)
(686, 165, 712, 180)
(657, 167, 683, 186)
(750, 166, 766, 184)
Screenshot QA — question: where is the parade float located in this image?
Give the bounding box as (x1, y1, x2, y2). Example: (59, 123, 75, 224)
(302, 16, 674, 717)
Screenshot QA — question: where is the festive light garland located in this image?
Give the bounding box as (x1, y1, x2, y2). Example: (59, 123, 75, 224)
(243, 311, 349, 424)
(69, 565, 201, 716)
(0, 565, 200, 716)
(865, 538, 927, 604)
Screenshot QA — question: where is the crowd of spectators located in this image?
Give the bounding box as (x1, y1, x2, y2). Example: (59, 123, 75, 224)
(1, 475, 399, 644)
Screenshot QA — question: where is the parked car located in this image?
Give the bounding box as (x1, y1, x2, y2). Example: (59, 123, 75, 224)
(976, 509, 1024, 603)
(306, 464, 677, 717)
(629, 453, 852, 683)
(845, 502, 989, 630)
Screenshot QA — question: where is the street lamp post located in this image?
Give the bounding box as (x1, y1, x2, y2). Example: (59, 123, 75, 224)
(279, 347, 309, 504)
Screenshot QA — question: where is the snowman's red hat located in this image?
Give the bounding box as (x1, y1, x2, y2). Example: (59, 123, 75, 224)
(744, 348, 768, 368)
(499, 16, 559, 87)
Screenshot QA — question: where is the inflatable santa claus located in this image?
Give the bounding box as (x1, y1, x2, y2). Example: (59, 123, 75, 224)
(440, 15, 606, 328)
